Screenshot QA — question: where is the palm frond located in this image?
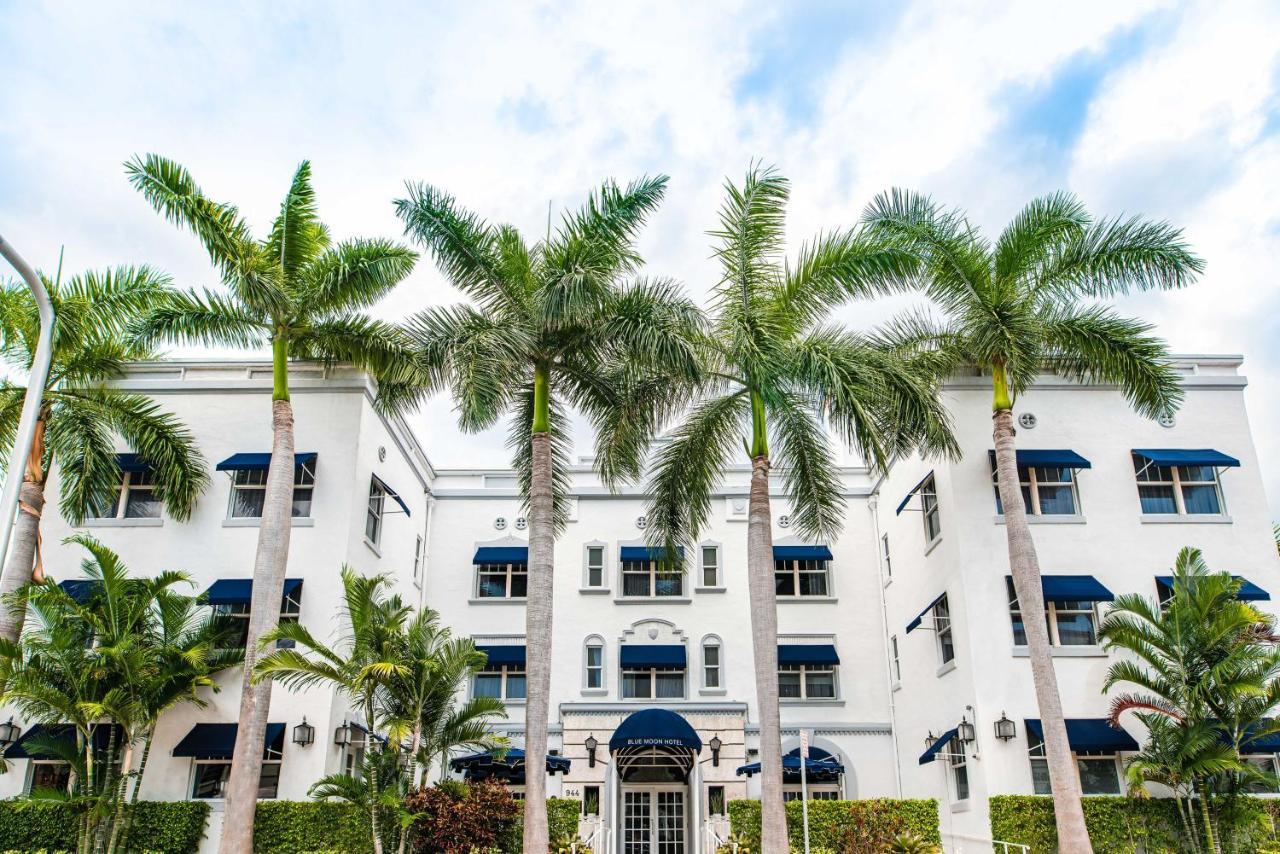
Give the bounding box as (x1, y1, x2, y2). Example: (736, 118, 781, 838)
(767, 394, 844, 542)
(265, 160, 327, 284)
(131, 288, 268, 350)
(302, 238, 418, 315)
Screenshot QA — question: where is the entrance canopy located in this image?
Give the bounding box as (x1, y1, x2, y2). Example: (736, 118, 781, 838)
(610, 708, 702, 783)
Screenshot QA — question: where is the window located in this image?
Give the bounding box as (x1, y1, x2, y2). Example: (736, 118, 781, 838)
(1007, 580, 1097, 646)
(881, 534, 892, 579)
(778, 664, 836, 700)
(476, 562, 528, 599)
(191, 740, 282, 799)
(774, 559, 830, 597)
(1028, 730, 1120, 795)
(583, 785, 601, 816)
(621, 667, 685, 699)
(584, 546, 605, 588)
(621, 559, 682, 597)
(229, 461, 315, 519)
(948, 735, 969, 801)
(91, 470, 161, 519)
(707, 785, 726, 817)
(1134, 456, 1225, 515)
(584, 639, 604, 690)
(783, 787, 841, 801)
(27, 761, 72, 794)
(700, 546, 721, 588)
(890, 635, 901, 683)
(1243, 756, 1280, 793)
(702, 638, 721, 689)
(993, 465, 1080, 516)
(473, 665, 526, 701)
(214, 588, 301, 650)
(933, 595, 955, 666)
(365, 477, 386, 543)
(921, 475, 941, 542)
(412, 536, 424, 587)
(343, 737, 366, 780)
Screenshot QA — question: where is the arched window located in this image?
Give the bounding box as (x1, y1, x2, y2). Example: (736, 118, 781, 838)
(701, 635, 722, 690)
(584, 635, 605, 691)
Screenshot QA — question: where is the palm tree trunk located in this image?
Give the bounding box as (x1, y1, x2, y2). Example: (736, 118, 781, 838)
(993, 400, 1092, 853)
(747, 451, 787, 853)
(106, 738, 134, 854)
(92, 725, 121, 854)
(1196, 780, 1218, 853)
(523, 364, 555, 854)
(366, 697, 385, 854)
(219, 389, 296, 854)
(114, 727, 154, 854)
(397, 723, 422, 854)
(0, 417, 46, 644)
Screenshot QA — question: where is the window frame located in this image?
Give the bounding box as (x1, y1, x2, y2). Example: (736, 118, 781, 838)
(992, 464, 1082, 516)
(189, 738, 283, 800)
(620, 666, 686, 700)
(773, 558, 832, 598)
(701, 635, 723, 691)
(619, 559, 683, 598)
(706, 784, 727, 817)
(1133, 455, 1227, 516)
(365, 476, 386, 544)
(475, 561, 528, 599)
(583, 784, 602, 816)
(91, 469, 161, 520)
(412, 535, 424, 588)
(1006, 579, 1099, 647)
(933, 594, 955, 667)
(698, 544, 722, 589)
(1028, 730, 1122, 795)
(214, 588, 301, 651)
(880, 533, 892, 579)
(583, 636, 605, 692)
(890, 634, 901, 684)
(472, 664, 527, 702)
(777, 663, 838, 701)
(919, 474, 942, 544)
(228, 460, 315, 520)
(948, 735, 970, 802)
(783, 785, 842, 802)
(583, 543, 607, 590)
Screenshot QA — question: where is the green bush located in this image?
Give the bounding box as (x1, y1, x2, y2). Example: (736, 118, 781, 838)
(989, 795, 1280, 853)
(252, 802, 375, 854)
(0, 801, 207, 853)
(727, 798, 939, 851)
(506, 798, 581, 853)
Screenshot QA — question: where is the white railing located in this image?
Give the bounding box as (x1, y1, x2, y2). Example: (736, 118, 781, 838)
(704, 819, 732, 852)
(578, 820, 608, 853)
(946, 832, 1030, 853)
(994, 843, 1030, 854)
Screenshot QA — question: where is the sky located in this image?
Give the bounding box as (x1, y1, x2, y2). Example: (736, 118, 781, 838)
(1, 1, 1278, 508)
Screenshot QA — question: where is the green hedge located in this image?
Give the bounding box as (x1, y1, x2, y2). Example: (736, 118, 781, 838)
(508, 798, 582, 849)
(0, 800, 208, 853)
(727, 798, 939, 850)
(990, 795, 1280, 853)
(252, 802, 376, 854)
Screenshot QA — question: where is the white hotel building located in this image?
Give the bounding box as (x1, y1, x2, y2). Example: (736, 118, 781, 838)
(0, 355, 1276, 853)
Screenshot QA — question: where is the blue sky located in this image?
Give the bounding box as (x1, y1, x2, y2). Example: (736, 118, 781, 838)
(1, 0, 1278, 509)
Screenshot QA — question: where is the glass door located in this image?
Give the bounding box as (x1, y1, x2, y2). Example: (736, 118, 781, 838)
(621, 787, 686, 853)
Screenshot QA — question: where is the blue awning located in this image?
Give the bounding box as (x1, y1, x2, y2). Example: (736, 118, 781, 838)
(777, 644, 840, 666)
(202, 578, 303, 606)
(1132, 449, 1241, 468)
(5, 724, 124, 759)
(919, 727, 960, 765)
(59, 579, 99, 603)
(988, 449, 1092, 469)
(171, 722, 286, 760)
(215, 452, 318, 472)
(619, 645, 686, 669)
(450, 748, 571, 781)
(1240, 722, 1280, 754)
(350, 721, 388, 746)
(476, 645, 526, 666)
(619, 546, 685, 562)
(1155, 575, 1270, 602)
(895, 471, 935, 515)
(1025, 719, 1138, 752)
(1007, 575, 1115, 603)
(374, 476, 411, 517)
(609, 708, 702, 752)
(737, 747, 845, 781)
(773, 545, 833, 561)
(906, 593, 946, 634)
(472, 546, 528, 564)
(115, 453, 152, 473)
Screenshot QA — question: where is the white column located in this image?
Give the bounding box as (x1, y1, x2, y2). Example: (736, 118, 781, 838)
(690, 755, 702, 854)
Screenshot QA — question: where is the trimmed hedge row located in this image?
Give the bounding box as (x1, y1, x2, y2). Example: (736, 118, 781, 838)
(0, 801, 209, 853)
(990, 795, 1280, 853)
(728, 798, 940, 850)
(253, 802, 377, 853)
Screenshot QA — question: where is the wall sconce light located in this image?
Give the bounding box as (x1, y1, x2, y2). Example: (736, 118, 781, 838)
(584, 733, 598, 768)
(0, 718, 19, 749)
(957, 717, 976, 744)
(709, 734, 722, 767)
(994, 712, 1017, 741)
(924, 730, 936, 748)
(334, 721, 352, 747)
(293, 717, 315, 746)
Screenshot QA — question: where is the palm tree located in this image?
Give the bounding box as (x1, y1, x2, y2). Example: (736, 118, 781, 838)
(645, 166, 956, 851)
(0, 265, 208, 644)
(393, 173, 701, 851)
(255, 568, 415, 854)
(866, 190, 1203, 853)
(1100, 547, 1280, 852)
(126, 155, 417, 853)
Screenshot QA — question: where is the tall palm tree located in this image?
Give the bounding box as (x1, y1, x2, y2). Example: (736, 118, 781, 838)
(0, 265, 207, 644)
(393, 174, 701, 851)
(1100, 547, 1280, 853)
(255, 568, 414, 854)
(645, 165, 956, 851)
(126, 155, 417, 854)
(866, 190, 1203, 853)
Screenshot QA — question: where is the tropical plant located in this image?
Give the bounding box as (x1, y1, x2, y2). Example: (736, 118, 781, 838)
(645, 165, 955, 850)
(393, 173, 700, 850)
(0, 263, 208, 644)
(1100, 546, 1280, 852)
(126, 154, 417, 854)
(0, 534, 237, 854)
(402, 780, 520, 854)
(866, 189, 1203, 853)
(308, 749, 415, 853)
